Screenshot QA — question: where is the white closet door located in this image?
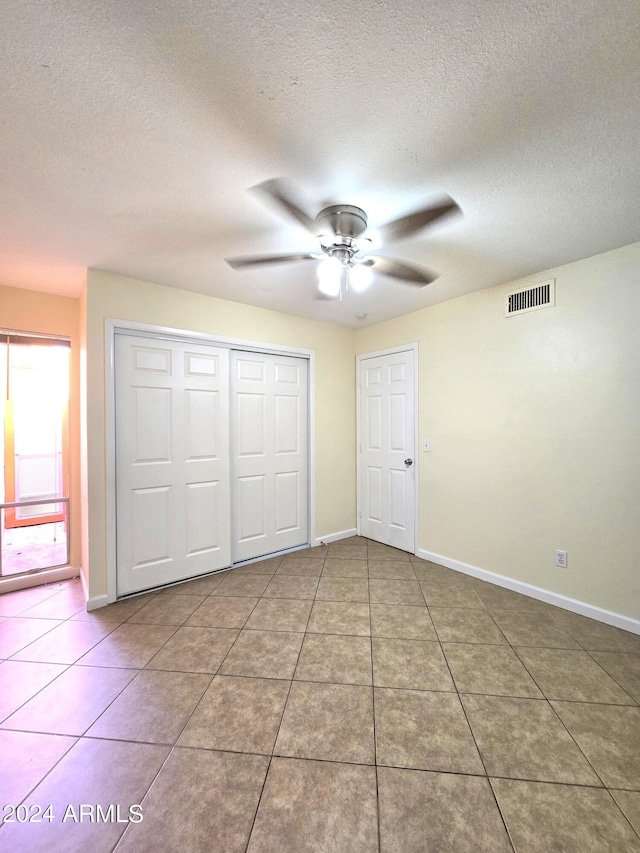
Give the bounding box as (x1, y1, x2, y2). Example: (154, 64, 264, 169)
(359, 349, 415, 552)
(115, 335, 231, 595)
(231, 351, 308, 562)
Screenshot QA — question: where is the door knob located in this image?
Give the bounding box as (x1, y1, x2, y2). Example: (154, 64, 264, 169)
(404, 458, 413, 466)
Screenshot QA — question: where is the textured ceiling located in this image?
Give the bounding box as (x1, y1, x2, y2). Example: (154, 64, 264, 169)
(1, 0, 639, 327)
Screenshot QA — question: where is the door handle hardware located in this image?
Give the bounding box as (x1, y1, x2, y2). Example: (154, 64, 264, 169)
(404, 458, 413, 466)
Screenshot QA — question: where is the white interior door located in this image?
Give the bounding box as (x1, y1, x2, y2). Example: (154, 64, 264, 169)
(231, 351, 308, 562)
(115, 335, 231, 595)
(358, 349, 416, 551)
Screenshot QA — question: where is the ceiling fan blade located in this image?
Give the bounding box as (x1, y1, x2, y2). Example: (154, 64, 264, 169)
(360, 255, 437, 285)
(251, 178, 323, 239)
(225, 252, 319, 269)
(374, 197, 460, 244)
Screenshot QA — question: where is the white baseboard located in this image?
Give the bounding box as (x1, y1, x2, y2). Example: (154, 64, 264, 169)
(314, 528, 358, 546)
(86, 593, 109, 612)
(417, 548, 640, 636)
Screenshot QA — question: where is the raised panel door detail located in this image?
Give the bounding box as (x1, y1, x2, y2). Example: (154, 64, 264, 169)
(133, 387, 172, 464)
(275, 363, 299, 384)
(237, 359, 265, 382)
(390, 469, 407, 529)
(388, 363, 406, 383)
(132, 486, 171, 567)
(367, 466, 383, 522)
(389, 394, 407, 452)
(275, 471, 299, 532)
(274, 396, 299, 454)
(186, 481, 219, 554)
(185, 389, 218, 460)
(133, 346, 171, 373)
(185, 352, 218, 377)
(367, 396, 382, 451)
(366, 367, 382, 387)
(237, 475, 266, 541)
(237, 393, 265, 456)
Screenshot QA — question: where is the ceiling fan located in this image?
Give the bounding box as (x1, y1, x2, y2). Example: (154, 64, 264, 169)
(225, 179, 461, 299)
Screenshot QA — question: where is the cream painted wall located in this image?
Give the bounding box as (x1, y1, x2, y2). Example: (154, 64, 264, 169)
(355, 242, 640, 620)
(84, 269, 356, 598)
(0, 284, 82, 572)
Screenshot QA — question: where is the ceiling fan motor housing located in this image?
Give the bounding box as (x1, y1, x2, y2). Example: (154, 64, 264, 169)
(316, 205, 368, 240)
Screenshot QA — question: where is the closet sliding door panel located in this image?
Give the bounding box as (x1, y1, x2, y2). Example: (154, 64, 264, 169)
(115, 335, 231, 595)
(231, 351, 308, 562)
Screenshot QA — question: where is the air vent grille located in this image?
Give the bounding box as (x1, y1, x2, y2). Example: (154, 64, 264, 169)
(505, 279, 555, 317)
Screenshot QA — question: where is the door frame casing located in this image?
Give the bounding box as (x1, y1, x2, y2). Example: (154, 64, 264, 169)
(104, 318, 316, 604)
(356, 343, 419, 555)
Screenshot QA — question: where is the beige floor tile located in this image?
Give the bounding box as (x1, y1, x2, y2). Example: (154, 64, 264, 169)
(315, 576, 369, 602)
(462, 694, 601, 785)
(590, 651, 640, 703)
(86, 669, 211, 744)
(118, 748, 269, 853)
(372, 638, 454, 691)
(443, 643, 543, 698)
(0, 659, 67, 721)
(275, 681, 375, 764)
(1, 665, 136, 735)
(244, 598, 312, 632)
(378, 767, 512, 853)
(231, 556, 282, 574)
(247, 757, 378, 853)
(76, 623, 177, 668)
(19, 590, 86, 619)
(276, 557, 324, 576)
(368, 561, 417, 580)
(473, 584, 548, 613)
(375, 688, 484, 774)
(551, 612, 640, 653)
(157, 573, 225, 595)
(126, 594, 207, 628)
(327, 544, 368, 560)
(186, 596, 258, 628)
(610, 789, 640, 835)
(11, 619, 117, 664)
(552, 701, 640, 789)
(145, 626, 238, 672)
(0, 617, 63, 658)
(430, 607, 507, 644)
(491, 610, 580, 648)
(369, 579, 425, 605)
(368, 544, 412, 562)
(421, 584, 484, 608)
(70, 592, 158, 624)
(294, 633, 372, 684)
(0, 730, 76, 806)
(0, 586, 61, 617)
(492, 778, 640, 853)
(219, 629, 303, 679)
(370, 603, 436, 640)
(0, 737, 169, 852)
(515, 646, 637, 704)
(213, 573, 272, 597)
(306, 601, 371, 635)
(178, 675, 290, 753)
(263, 575, 319, 599)
(321, 558, 368, 578)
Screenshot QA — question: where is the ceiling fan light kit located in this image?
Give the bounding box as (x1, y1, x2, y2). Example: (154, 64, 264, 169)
(225, 178, 460, 300)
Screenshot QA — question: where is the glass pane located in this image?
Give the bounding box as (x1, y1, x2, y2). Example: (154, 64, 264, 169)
(0, 502, 69, 576)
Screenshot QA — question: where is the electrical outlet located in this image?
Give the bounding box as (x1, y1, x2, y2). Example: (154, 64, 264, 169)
(555, 549, 568, 568)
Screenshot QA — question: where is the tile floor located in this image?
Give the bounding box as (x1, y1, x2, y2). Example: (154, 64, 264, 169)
(0, 536, 639, 851)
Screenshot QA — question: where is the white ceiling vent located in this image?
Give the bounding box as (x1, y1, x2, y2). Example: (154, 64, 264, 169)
(505, 279, 555, 317)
